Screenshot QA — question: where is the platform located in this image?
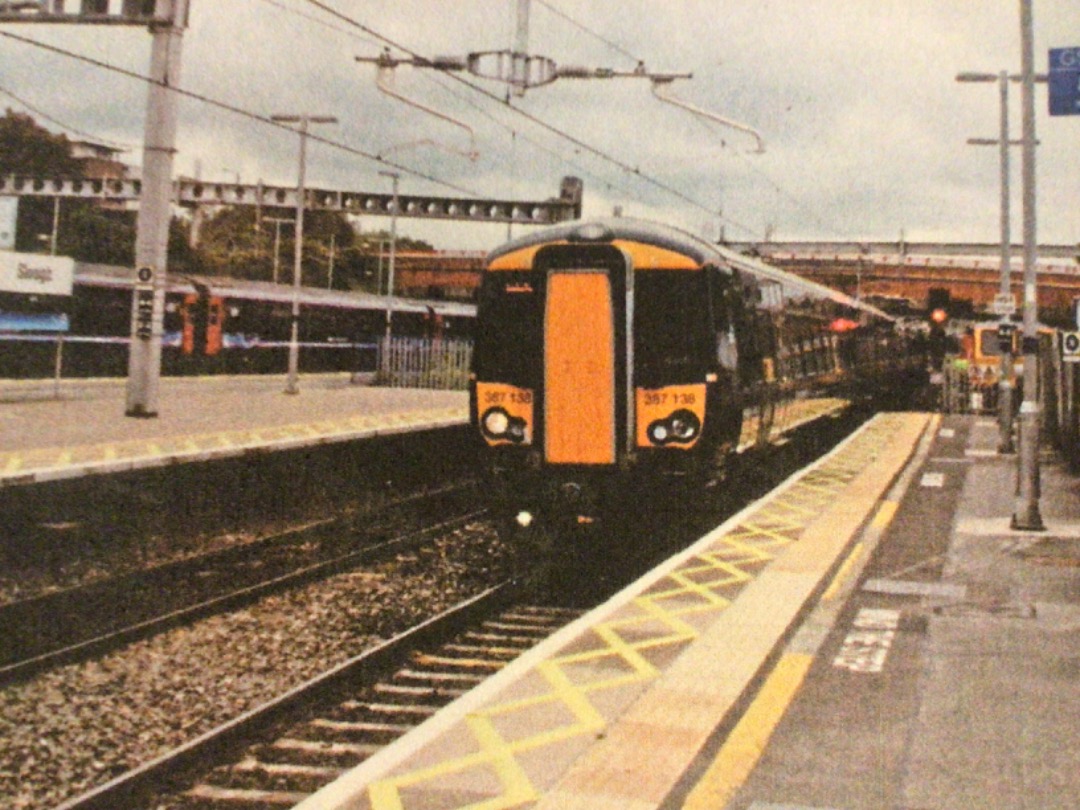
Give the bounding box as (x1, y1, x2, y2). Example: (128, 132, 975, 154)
(293, 411, 1080, 810)
(0, 375, 467, 487)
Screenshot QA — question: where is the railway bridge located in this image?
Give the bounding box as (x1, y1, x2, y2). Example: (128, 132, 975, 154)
(395, 239, 1080, 324)
(729, 239, 1080, 323)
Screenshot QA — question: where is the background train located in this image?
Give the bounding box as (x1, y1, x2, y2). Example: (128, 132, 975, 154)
(469, 217, 927, 535)
(0, 263, 475, 379)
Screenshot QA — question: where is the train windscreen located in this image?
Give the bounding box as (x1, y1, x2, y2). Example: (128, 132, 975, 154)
(633, 270, 711, 386)
(473, 273, 541, 384)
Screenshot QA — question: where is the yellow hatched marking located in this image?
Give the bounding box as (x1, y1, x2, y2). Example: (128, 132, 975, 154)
(366, 414, 913, 810)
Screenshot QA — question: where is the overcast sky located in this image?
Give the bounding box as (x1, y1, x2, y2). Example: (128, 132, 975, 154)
(1, 1, 1078, 252)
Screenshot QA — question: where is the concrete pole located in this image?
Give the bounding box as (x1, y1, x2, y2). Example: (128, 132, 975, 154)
(997, 71, 1016, 454)
(1012, 0, 1043, 530)
(379, 171, 400, 342)
(511, 0, 530, 97)
(271, 114, 336, 395)
(50, 195, 59, 255)
(125, 0, 189, 418)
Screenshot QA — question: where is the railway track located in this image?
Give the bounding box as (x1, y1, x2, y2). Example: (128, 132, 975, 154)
(0, 484, 484, 685)
(55, 584, 582, 810)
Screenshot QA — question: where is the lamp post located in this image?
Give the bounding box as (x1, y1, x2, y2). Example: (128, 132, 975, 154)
(956, 65, 1048, 463)
(957, 70, 1018, 453)
(264, 216, 293, 284)
(270, 113, 337, 395)
(379, 170, 400, 342)
(1013, 0, 1042, 530)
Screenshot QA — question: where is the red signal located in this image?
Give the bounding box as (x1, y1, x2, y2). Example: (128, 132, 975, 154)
(930, 308, 948, 324)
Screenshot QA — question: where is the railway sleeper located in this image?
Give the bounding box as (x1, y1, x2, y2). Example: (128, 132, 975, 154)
(303, 717, 416, 744)
(392, 667, 487, 688)
(442, 642, 529, 659)
(335, 699, 438, 723)
(461, 629, 547, 646)
(498, 608, 579, 624)
(180, 782, 309, 808)
(480, 619, 564, 635)
(256, 737, 382, 768)
(205, 756, 347, 794)
(371, 681, 463, 704)
(411, 652, 507, 672)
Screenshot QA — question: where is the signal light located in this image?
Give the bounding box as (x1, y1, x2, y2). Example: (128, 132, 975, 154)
(930, 308, 948, 324)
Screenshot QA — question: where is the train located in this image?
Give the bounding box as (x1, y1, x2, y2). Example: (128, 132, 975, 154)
(0, 262, 475, 379)
(468, 217, 926, 539)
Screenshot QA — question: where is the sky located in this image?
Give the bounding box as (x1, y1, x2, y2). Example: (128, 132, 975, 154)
(0, 0, 1078, 252)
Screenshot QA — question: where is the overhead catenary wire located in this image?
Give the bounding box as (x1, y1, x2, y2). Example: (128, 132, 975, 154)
(298, 0, 763, 238)
(0, 82, 136, 150)
(535, 0, 643, 67)
(0, 29, 482, 197)
(523, 3, 836, 241)
(254, 0, 384, 49)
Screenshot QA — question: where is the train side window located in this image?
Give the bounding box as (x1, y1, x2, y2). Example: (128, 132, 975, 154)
(730, 283, 766, 385)
(708, 268, 738, 372)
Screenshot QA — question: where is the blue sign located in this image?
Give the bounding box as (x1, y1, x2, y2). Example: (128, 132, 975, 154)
(1049, 47, 1080, 116)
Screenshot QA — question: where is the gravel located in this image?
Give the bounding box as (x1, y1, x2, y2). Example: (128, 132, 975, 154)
(0, 522, 511, 810)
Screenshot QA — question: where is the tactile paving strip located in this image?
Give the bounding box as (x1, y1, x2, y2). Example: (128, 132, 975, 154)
(0, 407, 466, 485)
(308, 412, 922, 810)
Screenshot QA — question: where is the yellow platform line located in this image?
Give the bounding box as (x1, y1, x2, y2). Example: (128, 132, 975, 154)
(356, 415, 912, 810)
(681, 653, 814, 809)
(0, 407, 466, 480)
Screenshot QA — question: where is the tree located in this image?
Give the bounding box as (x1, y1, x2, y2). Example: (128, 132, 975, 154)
(2, 109, 84, 252)
(350, 229, 434, 294)
(192, 206, 435, 292)
(1, 110, 197, 267)
(0, 109, 81, 177)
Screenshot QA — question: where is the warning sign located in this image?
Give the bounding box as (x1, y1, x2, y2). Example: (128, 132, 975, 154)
(1062, 331, 1080, 362)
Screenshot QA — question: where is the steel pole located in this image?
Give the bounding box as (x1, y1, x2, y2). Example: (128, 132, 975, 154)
(271, 114, 336, 395)
(997, 71, 1016, 453)
(379, 171, 400, 342)
(511, 0, 531, 97)
(125, 0, 189, 418)
(1012, 0, 1043, 530)
(285, 118, 307, 395)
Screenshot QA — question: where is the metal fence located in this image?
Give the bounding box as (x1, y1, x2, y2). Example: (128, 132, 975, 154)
(375, 336, 473, 390)
(938, 359, 1000, 415)
(936, 338, 1080, 472)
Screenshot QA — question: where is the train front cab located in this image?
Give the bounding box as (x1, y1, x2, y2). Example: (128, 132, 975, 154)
(471, 227, 743, 531)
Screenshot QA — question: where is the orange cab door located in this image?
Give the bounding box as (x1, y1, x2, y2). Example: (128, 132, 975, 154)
(544, 271, 616, 465)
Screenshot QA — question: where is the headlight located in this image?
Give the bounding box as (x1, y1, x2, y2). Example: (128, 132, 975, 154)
(482, 407, 510, 437)
(670, 409, 700, 441)
(647, 409, 701, 446)
(648, 422, 670, 443)
(481, 407, 527, 443)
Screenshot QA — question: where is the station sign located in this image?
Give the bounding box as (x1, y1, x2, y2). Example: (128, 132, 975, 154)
(1063, 331, 1080, 363)
(0, 251, 74, 296)
(1049, 47, 1080, 117)
(0, 196, 15, 250)
(133, 264, 155, 341)
(990, 293, 1016, 317)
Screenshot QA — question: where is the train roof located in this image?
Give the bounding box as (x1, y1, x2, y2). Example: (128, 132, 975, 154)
(485, 217, 892, 321)
(74, 263, 476, 319)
